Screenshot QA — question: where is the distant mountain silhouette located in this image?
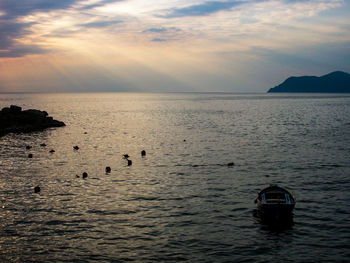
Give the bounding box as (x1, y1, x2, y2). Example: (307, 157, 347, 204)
(268, 71, 350, 93)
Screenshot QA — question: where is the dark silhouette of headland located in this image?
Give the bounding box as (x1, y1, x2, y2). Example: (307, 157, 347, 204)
(268, 71, 350, 93)
(0, 105, 65, 137)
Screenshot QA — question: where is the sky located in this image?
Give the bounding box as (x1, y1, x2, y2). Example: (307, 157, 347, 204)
(0, 0, 349, 93)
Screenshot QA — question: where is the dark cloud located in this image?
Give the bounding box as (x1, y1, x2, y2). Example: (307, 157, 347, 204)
(0, 44, 47, 58)
(79, 0, 124, 10)
(0, 21, 31, 48)
(79, 20, 122, 28)
(0, 20, 46, 57)
(143, 27, 182, 43)
(143, 27, 181, 33)
(144, 28, 168, 33)
(0, 0, 124, 57)
(0, 0, 79, 19)
(152, 38, 167, 42)
(0, 0, 81, 57)
(158, 0, 246, 18)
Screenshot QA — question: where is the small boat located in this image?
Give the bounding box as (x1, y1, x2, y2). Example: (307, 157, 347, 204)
(255, 184, 296, 219)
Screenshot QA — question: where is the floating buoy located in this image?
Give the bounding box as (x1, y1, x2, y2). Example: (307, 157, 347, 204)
(82, 172, 88, 179)
(105, 166, 111, 173)
(123, 154, 129, 159)
(227, 162, 234, 166)
(28, 153, 33, 158)
(73, 146, 79, 150)
(26, 145, 32, 150)
(127, 159, 132, 166)
(49, 149, 55, 153)
(34, 185, 40, 193)
(141, 150, 146, 157)
(183, 139, 186, 142)
(40, 143, 46, 147)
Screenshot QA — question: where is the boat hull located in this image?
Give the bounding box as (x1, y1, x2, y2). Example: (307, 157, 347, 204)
(257, 203, 295, 220)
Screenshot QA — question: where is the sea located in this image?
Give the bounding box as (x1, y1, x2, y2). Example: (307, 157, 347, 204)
(1, 92, 350, 262)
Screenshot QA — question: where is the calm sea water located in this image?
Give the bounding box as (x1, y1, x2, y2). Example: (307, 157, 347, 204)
(1, 93, 350, 262)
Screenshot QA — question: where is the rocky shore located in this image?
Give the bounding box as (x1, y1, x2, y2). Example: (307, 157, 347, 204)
(0, 105, 65, 137)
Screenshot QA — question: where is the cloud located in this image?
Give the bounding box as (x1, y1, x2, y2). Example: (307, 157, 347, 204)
(158, 0, 246, 18)
(0, 20, 47, 57)
(143, 27, 181, 33)
(79, 0, 125, 10)
(79, 20, 122, 28)
(143, 28, 168, 33)
(152, 38, 168, 42)
(0, 0, 79, 19)
(0, 0, 81, 57)
(0, 44, 47, 58)
(0, 0, 125, 57)
(142, 27, 182, 43)
(0, 21, 31, 48)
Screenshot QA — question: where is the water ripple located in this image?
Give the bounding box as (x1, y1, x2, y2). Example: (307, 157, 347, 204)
(1, 93, 350, 262)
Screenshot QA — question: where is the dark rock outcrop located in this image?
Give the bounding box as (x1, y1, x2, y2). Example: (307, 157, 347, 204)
(0, 105, 65, 137)
(268, 71, 350, 93)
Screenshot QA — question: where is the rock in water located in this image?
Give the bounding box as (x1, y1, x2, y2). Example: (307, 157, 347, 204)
(0, 105, 65, 137)
(34, 185, 41, 193)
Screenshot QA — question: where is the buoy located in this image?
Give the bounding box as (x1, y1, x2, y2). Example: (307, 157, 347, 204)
(105, 166, 111, 173)
(26, 145, 32, 150)
(34, 185, 40, 193)
(141, 150, 146, 156)
(28, 153, 33, 158)
(227, 162, 234, 166)
(127, 159, 132, 166)
(40, 143, 46, 147)
(73, 146, 79, 150)
(123, 154, 129, 159)
(82, 172, 88, 179)
(49, 149, 55, 153)
(183, 139, 186, 142)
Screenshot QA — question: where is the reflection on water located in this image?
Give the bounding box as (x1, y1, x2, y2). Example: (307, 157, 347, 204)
(1, 93, 350, 262)
(253, 209, 294, 233)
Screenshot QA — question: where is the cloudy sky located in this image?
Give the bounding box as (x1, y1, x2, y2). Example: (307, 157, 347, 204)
(0, 0, 349, 93)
